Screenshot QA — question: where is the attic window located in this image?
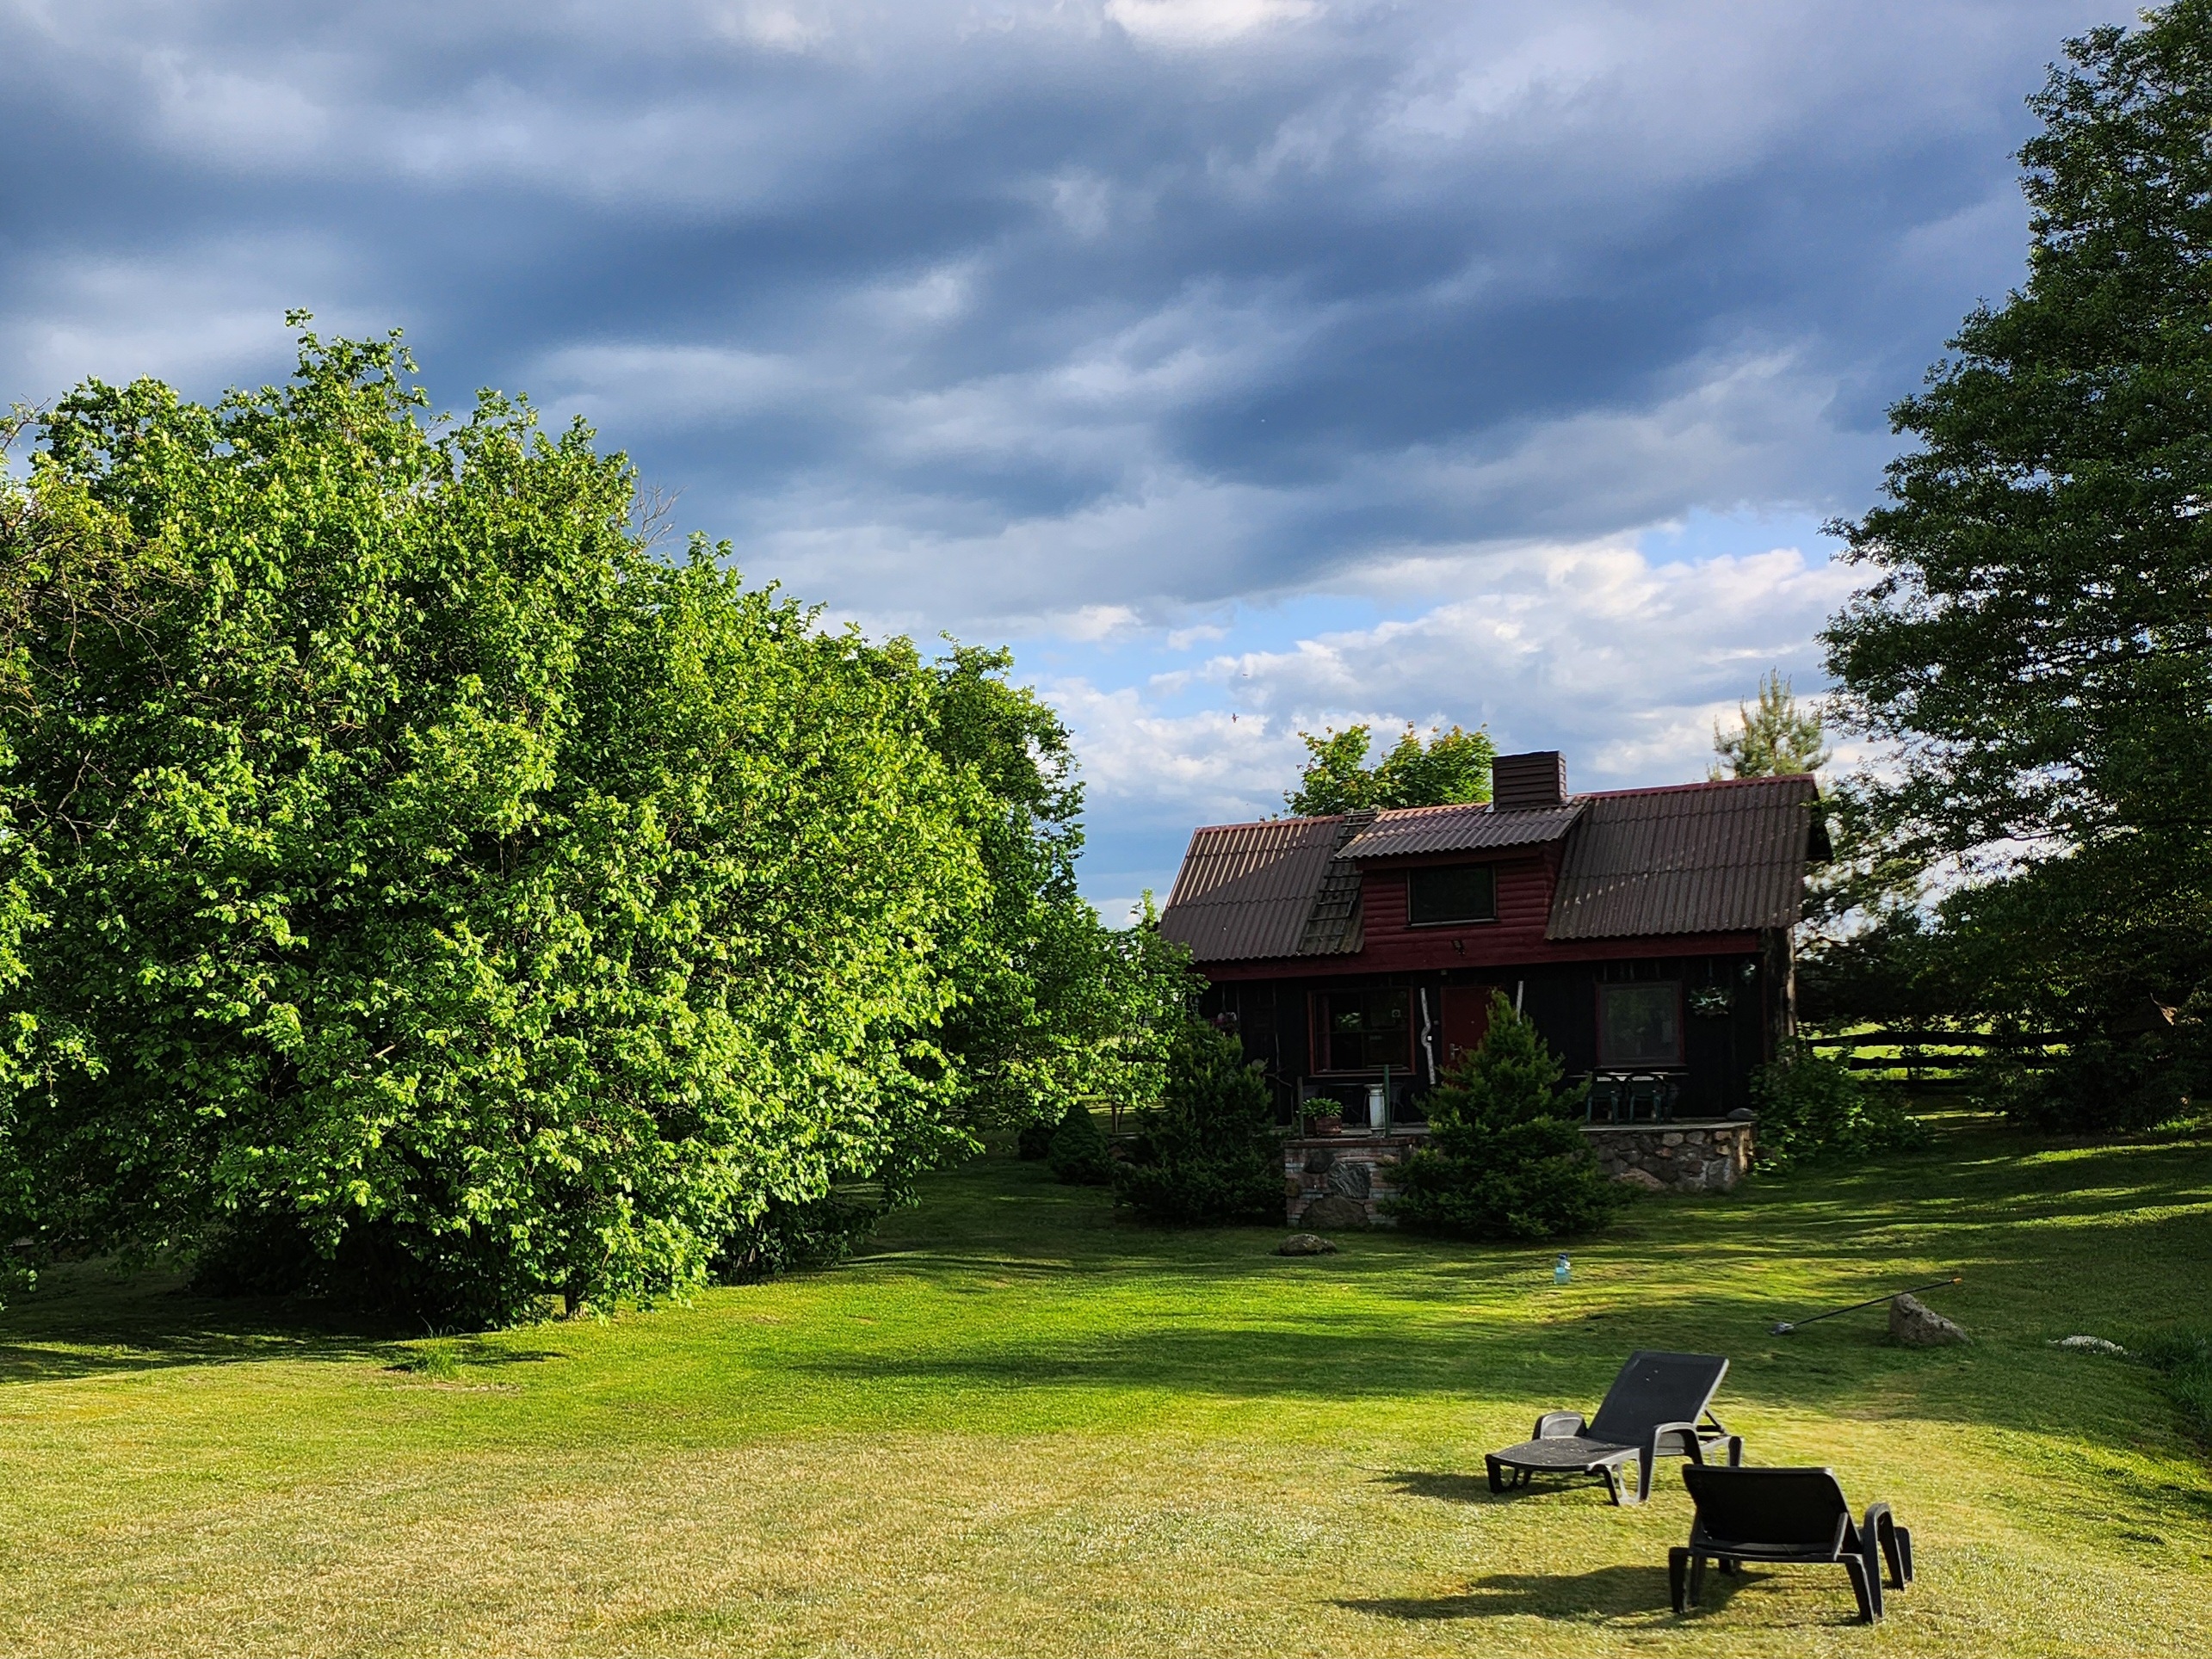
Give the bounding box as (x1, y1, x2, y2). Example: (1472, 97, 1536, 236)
(1407, 864, 1497, 926)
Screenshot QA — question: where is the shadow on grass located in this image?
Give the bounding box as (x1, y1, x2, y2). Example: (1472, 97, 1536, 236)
(1337, 1565, 1674, 1621)
(1375, 1469, 1499, 1504)
(0, 1265, 421, 1385)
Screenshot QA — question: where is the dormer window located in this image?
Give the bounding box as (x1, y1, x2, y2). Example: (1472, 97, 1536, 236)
(1406, 863, 1498, 927)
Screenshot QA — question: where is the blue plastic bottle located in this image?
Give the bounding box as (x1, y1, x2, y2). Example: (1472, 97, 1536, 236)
(1554, 1254, 1572, 1286)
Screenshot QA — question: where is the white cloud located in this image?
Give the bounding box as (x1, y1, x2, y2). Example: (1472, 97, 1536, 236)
(1054, 533, 1857, 848)
(1105, 0, 1320, 48)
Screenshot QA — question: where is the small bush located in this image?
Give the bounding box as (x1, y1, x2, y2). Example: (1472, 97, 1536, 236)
(1016, 1119, 1055, 1161)
(1114, 1023, 1282, 1224)
(2137, 1326, 2212, 1439)
(1047, 1101, 1114, 1185)
(1386, 992, 1620, 1241)
(1998, 1036, 2198, 1136)
(1750, 1042, 1925, 1169)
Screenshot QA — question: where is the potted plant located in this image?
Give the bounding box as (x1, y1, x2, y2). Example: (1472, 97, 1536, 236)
(1305, 1107, 1344, 1137)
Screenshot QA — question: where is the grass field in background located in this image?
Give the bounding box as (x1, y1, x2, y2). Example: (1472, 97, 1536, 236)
(1, 1115, 2208, 1656)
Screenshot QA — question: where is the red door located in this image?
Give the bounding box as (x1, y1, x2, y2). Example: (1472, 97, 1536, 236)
(1440, 986, 1496, 1074)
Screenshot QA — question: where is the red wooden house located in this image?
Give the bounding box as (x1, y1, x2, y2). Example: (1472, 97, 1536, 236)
(1156, 751, 1827, 1125)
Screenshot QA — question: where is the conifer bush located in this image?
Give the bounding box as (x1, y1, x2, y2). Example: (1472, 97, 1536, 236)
(1113, 1021, 1282, 1223)
(1047, 1101, 1113, 1185)
(1387, 992, 1620, 1240)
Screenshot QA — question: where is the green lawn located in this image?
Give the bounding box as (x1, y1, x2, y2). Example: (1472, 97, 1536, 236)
(2, 1117, 2209, 1656)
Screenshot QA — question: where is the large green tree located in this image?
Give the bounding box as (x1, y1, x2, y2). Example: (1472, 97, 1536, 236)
(1285, 723, 1494, 815)
(0, 327, 1174, 1318)
(1822, 1, 2212, 1093)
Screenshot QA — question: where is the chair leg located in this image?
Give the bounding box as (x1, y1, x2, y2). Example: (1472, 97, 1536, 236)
(1635, 1452, 1656, 1505)
(1689, 1553, 1708, 1607)
(1669, 1548, 1691, 1613)
(1865, 1504, 1912, 1588)
(1610, 1459, 1646, 1513)
(1727, 1435, 1744, 1467)
(1842, 1554, 1878, 1623)
(1486, 1456, 1505, 1494)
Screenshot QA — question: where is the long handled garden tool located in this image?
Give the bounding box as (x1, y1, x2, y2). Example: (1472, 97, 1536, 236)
(1770, 1274, 1962, 1335)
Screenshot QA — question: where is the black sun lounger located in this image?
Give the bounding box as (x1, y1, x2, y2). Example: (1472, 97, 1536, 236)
(1671, 1465, 1912, 1623)
(1485, 1349, 1742, 1506)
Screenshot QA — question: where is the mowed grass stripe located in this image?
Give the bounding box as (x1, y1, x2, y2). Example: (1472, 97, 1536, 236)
(0, 1117, 2207, 1656)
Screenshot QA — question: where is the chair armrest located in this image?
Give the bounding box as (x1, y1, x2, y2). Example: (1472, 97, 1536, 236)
(1534, 1411, 1586, 1440)
(1647, 1421, 1703, 1459)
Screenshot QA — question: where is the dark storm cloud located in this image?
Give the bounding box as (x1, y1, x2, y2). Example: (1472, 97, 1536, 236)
(0, 0, 2127, 627)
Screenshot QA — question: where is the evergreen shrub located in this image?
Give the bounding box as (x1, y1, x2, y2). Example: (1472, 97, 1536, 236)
(1113, 1022, 1282, 1223)
(1047, 1101, 1113, 1185)
(1386, 992, 1620, 1240)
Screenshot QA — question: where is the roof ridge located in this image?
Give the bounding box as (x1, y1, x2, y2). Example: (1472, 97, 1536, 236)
(1187, 810, 1347, 834)
(1577, 774, 1817, 800)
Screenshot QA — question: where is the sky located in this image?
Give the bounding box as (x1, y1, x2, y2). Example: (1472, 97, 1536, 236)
(0, 0, 2130, 918)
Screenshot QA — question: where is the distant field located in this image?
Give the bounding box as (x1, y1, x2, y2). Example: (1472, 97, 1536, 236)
(2, 1116, 2208, 1657)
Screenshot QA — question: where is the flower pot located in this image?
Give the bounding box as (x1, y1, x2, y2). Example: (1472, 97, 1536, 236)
(1307, 1112, 1344, 1138)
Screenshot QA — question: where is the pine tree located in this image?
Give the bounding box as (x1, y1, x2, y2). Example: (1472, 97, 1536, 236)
(1387, 993, 1621, 1239)
(1113, 1021, 1283, 1223)
(1710, 671, 1828, 780)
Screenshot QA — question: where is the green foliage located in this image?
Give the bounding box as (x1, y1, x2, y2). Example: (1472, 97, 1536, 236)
(1708, 670, 1827, 780)
(2135, 1326, 2212, 1438)
(1820, 2, 2212, 1070)
(1113, 1021, 1282, 1224)
(1015, 1120, 1054, 1161)
(1387, 992, 1620, 1240)
(923, 652, 1190, 1135)
(1747, 1042, 1925, 1169)
(0, 325, 1165, 1323)
(1047, 1101, 1113, 1186)
(1285, 724, 1493, 816)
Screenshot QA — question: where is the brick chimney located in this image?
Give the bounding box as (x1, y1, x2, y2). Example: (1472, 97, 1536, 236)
(1492, 750, 1567, 811)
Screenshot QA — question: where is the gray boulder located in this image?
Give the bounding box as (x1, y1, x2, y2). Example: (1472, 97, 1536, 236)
(1889, 1292, 1969, 1347)
(1301, 1193, 1369, 1231)
(1613, 1166, 1666, 1191)
(1276, 1233, 1338, 1256)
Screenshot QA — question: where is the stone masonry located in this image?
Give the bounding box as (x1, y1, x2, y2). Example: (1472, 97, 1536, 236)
(1282, 1118, 1756, 1226)
(1582, 1120, 1755, 1194)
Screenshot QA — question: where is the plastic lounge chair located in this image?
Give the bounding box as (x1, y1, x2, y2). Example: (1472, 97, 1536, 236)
(1670, 1465, 1913, 1623)
(1485, 1349, 1743, 1506)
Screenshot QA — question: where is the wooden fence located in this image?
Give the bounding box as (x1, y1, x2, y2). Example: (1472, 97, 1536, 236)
(1801, 1029, 2072, 1091)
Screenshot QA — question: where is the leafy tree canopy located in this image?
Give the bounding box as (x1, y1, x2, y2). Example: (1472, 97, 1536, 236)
(1821, 0, 2212, 1062)
(1285, 723, 1494, 816)
(0, 324, 1184, 1319)
(1709, 671, 1827, 780)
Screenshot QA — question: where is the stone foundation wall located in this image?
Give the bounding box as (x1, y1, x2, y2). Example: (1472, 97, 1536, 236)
(1285, 1135, 1419, 1230)
(1282, 1118, 1755, 1226)
(1584, 1120, 1754, 1193)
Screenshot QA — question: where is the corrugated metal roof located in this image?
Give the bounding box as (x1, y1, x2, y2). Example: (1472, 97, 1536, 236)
(1546, 775, 1820, 941)
(1294, 811, 1374, 956)
(1159, 813, 1372, 962)
(1337, 799, 1584, 860)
